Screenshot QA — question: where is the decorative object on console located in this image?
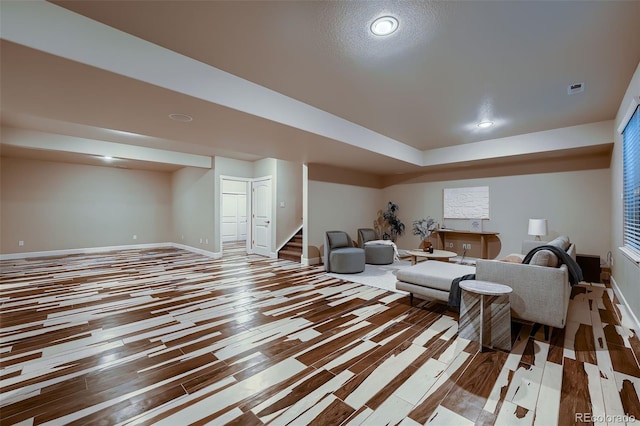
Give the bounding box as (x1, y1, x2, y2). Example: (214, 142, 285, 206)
(374, 201, 405, 242)
(528, 218, 548, 240)
(412, 217, 438, 252)
(469, 219, 483, 232)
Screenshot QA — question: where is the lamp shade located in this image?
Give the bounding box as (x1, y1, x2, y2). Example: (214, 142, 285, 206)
(528, 219, 548, 238)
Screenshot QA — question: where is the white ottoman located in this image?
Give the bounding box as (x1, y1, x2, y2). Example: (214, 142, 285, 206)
(396, 260, 476, 304)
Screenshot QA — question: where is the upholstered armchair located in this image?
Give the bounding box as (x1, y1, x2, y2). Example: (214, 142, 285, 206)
(357, 228, 395, 265)
(324, 231, 365, 273)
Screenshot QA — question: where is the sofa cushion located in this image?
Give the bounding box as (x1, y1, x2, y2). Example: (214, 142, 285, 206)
(358, 228, 378, 246)
(329, 247, 365, 273)
(501, 253, 524, 263)
(396, 261, 476, 292)
(530, 250, 559, 267)
(327, 232, 349, 249)
(548, 236, 570, 251)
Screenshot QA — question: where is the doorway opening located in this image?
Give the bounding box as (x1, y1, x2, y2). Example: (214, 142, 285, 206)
(220, 175, 272, 258)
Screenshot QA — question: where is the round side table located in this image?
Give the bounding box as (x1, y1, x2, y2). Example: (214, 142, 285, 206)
(458, 280, 513, 352)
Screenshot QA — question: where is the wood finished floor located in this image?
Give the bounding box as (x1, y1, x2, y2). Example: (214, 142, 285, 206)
(1, 247, 639, 425)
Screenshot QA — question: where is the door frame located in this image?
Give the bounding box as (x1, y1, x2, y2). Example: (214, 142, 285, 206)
(219, 176, 251, 256)
(219, 175, 274, 258)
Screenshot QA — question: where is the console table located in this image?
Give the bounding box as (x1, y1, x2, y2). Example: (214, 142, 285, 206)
(432, 229, 500, 259)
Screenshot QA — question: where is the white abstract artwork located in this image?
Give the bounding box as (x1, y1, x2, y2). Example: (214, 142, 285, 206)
(443, 186, 490, 219)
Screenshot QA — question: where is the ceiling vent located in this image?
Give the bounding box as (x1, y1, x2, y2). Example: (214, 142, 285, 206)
(568, 82, 585, 95)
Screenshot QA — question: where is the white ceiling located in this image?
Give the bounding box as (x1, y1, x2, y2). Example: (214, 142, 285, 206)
(1, 0, 638, 175)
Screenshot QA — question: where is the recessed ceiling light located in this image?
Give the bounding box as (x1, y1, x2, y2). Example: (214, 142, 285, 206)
(477, 121, 494, 128)
(169, 113, 193, 122)
(371, 16, 399, 36)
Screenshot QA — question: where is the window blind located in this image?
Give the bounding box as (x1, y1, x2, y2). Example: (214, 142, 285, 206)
(623, 105, 640, 255)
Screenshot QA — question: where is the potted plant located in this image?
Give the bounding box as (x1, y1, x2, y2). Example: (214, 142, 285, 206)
(412, 217, 438, 252)
(374, 201, 405, 242)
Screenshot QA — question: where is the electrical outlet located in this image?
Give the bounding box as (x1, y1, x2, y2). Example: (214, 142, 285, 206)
(200, 238, 203, 244)
(18, 240, 24, 246)
(133, 235, 137, 240)
(205, 239, 208, 244)
(462, 243, 472, 250)
(448, 242, 454, 248)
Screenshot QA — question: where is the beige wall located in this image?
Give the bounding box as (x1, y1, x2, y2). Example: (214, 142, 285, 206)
(306, 179, 382, 263)
(1, 157, 172, 254)
(612, 61, 640, 324)
(172, 165, 215, 253)
(0, 154, 300, 258)
(276, 160, 303, 247)
(382, 169, 611, 259)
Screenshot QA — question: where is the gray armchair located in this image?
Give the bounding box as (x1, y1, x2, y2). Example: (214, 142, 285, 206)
(358, 228, 394, 265)
(324, 231, 365, 273)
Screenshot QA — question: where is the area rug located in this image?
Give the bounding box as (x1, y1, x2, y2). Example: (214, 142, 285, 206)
(327, 260, 411, 293)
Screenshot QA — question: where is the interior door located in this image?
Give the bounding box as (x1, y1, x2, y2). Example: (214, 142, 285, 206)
(252, 178, 272, 257)
(222, 193, 239, 242)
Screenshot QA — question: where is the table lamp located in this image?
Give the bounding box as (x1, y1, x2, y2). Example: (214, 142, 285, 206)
(528, 219, 548, 241)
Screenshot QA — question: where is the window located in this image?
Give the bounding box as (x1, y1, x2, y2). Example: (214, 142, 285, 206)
(622, 103, 640, 259)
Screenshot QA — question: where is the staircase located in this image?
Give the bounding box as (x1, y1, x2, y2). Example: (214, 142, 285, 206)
(278, 229, 303, 263)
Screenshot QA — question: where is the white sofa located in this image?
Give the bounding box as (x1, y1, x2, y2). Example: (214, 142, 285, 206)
(475, 238, 576, 329)
(396, 236, 577, 329)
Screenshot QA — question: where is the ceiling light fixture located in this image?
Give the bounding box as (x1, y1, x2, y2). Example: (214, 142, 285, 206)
(370, 16, 399, 36)
(477, 121, 494, 128)
(169, 113, 193, 122)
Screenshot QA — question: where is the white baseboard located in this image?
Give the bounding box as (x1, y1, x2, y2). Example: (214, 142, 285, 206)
(172, 243, 221, 259)
(0, 242, 222, 261)
(0, 242, 174, 261)
(610, 275, 640, 331)
(302, 256, 322, 266)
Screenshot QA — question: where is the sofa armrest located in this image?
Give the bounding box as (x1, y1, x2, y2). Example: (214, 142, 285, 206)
(475, 259, 571, 328)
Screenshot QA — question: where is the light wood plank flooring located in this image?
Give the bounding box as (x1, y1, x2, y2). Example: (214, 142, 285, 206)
(1, 247, 639, 425)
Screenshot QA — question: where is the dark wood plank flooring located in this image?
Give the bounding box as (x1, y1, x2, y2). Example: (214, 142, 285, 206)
(1, 247, 639, 425)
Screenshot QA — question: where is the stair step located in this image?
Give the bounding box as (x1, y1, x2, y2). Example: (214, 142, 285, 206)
(279, 228, 303, 263)
(279, 249, 301, 262)
(280, 249, 302, 256)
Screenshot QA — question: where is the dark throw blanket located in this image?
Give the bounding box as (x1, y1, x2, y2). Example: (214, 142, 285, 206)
(448, 273, 476, 308)
(522, 245, 583, 286)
